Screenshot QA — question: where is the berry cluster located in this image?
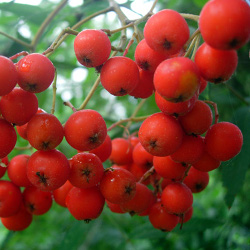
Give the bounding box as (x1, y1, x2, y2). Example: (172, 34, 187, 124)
(0, 0, 249, 232)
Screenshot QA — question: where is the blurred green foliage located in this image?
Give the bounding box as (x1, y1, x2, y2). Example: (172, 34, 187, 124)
(0, 0, 249, 249)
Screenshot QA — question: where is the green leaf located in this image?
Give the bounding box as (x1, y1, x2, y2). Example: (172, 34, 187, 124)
(221, 106, 250, 207)
(193, 0, 209, 8)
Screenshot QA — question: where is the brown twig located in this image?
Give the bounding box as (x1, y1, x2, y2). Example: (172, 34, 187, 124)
(204, 100, 219, 124)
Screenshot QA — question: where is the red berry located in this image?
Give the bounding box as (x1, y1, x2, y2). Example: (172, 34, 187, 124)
(7, 154, 31, 187)
(0, 87, 38, 125)
(16, 53, 55, 93)
(89, 134, 112, 162)
(195, 43, 238, 83)
(1, 205, 32, 231)
(53, 180, 73, 208)
(23, 186, 53, 215)
(154, 57, 200, 102)
(74, 29, 111, 67)
(0, 156, 8, 179)
(134, 39, 167, 72)
(69, 152, 104, 189)
(170, 134, 205, 165)
(139, 113, 184, 156)
(153, 156, 187, 180)
(178, 100, 213, 135)
(205, 122, 243, 161)
(0, 56, 18, 96)
(64, 109, 107, 151)
(0, 180, 22, 217)
(100, 56, 140, 96)
(0, 118, 17, 159)
(155, 91, 197, 117)
(27, 113, 64, 150)
(26, 149, 70, 191)
(109, 138, 133, 165)
(66, 186, 105, 221)
(161, 182, 193, 215)
(106, 200, 126, 214)
(144, 9, 189, 56)
(183, 167, 209, 193)
(149, 202, 179, 231)
(100, 167, 136, 204)
(199, 0, 250, 50)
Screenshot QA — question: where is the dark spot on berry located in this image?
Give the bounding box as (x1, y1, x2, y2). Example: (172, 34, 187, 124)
(82, 168, 91, 183)
(163, 39, 172, 50)
(82, 56, 92, 66)
(36, 172, 48, 185)
(195, 183, 203, 191)
(213, 77, 224, 84)
(118, 88, 127, 95)
(29, 203, 35, 212)
(125, 185, 134, 195)
(26, 83, 38, 92)
(95, 64, 103, 73)
(84, 219, 91, 223)
(41, 141, 50, 150)
(149, 140, 157, 149)
(89, 133, 99, 144)
(228, 38, 239, 49)
(145, 161, 153, 168)
(139, 61, 150, 71)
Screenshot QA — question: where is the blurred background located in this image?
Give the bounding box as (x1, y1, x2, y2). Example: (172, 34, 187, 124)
(0, 0, 249, 249)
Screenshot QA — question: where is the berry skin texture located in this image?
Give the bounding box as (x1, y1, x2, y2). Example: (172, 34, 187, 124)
(7, 154, 31, 187)
(64, 109, 107, 151)
(120, 183, 154, 215)
(26, 149, 70, 192)
(0, 56, 18, 96)
(100, 56, 140, 96)
(170, 134, 205, 165)
(0, 180, 23, 218)
(0, 118, 17, 159)
(139, 113, 184, 157)
(205, 122, 243, 161)
(74, 29, 111, 67)
(66, 186, 105, 221)
(195, 43, 238, 83)
(68, 152, 104, 189)
(16, 53, 55, 93)
(0, 87, 38, 126)
(183, 167, 209, 193)
(27, 113, 64, 151)
(134, 39, 167, 72)
(161, 182, 193, 215)
(178, 100, 213, 135)
(1, 206, 33, 231)
(89, 135, 112, 162)
(199, 0, 250, 50)
(155, 91, 197, 117)
(109, 138, 133, 165)
(149, 202, 179, 232)
(100, 167, 136, 204)
(144, 9, 189, 56)
(23, 186, 53, 215)
(53, 180, 73, 208)
(153, 156, 187, 180)
(154, 57, 200, 102)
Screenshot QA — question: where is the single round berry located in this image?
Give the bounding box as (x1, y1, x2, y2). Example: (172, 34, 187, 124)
(26, 149, 70, 192)
(64, 109, 107, 151)
(0, 56, 18, 96)
(161, 182, 193, 215)
(109, 138, 133, 165)
(100, 167, 136, 204)
(0, 87, 38, 126)
(74, 29, 111, 67)
(183, 166, 209, 193)
(66, 186, 105, 221)
(149, 202, 179, 231)
(100, 56, 140, 96)
(204, 122, 243, 161)
(154, 57, 200, 102)
(199, 0, 250, 50)
(195, 43, 238, 83)
(144, 9, 189, 56)
(0, 118, 17, 159)
(16, 53, 55, 93)
(68, 152, 104, 189)
(23, 186, 53, 215)
(7, 154, 31, 187)
(138, 112, 184, 156)
(1, 206, 33, 231)
(27, 113, 64, 150)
